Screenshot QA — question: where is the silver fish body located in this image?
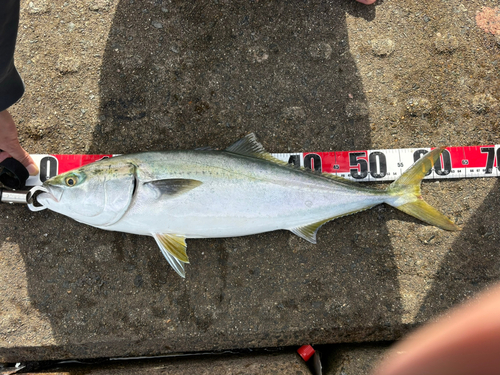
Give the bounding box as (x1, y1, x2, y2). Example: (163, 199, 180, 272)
(33, 134, 459, 277)
(106, 151, 390, 237)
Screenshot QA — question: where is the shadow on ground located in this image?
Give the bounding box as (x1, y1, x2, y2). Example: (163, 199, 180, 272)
(90, 0, 376, 153)
(14, 0, 492, 362)
(415, 179, 500, 322)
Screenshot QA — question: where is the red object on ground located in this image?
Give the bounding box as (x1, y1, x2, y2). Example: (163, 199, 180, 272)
(297, 345, 315, 361)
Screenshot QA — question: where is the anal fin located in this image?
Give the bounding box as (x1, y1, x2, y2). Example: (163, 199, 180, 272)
(153, 233, 190, 278)
(290, 206, 377, 244)
(290, 218, 332, 244)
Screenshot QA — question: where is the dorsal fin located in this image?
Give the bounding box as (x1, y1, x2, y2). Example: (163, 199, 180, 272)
(225, 133, 289, 165)
(225, 134, 376, 189)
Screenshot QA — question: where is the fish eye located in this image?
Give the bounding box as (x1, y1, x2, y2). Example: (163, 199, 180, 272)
(65, 175, 78, 187)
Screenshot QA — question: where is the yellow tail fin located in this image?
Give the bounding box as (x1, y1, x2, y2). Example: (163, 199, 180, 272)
(387, 147, 460, 231)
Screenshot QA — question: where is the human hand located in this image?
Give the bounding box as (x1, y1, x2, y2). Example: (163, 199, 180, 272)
(0, 109, 39, 176)
(371, 283, 500, 375)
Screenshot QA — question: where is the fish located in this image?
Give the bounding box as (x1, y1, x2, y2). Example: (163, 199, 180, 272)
(29, 134, 460, 277)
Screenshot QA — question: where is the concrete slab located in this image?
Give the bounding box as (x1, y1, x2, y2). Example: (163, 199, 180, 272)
(2, 0, 500, 363)
(321, 344, 389, 375)
(2, 344, 392, 374)
(1, 351, 311, 375)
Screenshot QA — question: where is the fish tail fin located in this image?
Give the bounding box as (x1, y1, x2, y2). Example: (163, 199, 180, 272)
(386, 147, 460, 231)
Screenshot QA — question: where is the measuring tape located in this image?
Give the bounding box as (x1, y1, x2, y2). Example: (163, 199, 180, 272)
(273, 145, 500, 182)
(25, 145, 500, 187)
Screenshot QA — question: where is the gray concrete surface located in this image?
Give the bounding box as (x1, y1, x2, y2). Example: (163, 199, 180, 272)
(0, 345, 391, 374)
(1, 0, 500, 367)
(322, 344, 389, 375)
(0, 344, 392, 374)
(1, 350, 312, 374)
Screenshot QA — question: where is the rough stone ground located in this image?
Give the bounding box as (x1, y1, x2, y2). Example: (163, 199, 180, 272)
(1, 0, 499, 373)
(0, 345, 389, 374)
(1, 350, 312, 375)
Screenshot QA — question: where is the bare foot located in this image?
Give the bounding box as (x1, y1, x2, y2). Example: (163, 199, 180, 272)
(356, 0, 376, 4)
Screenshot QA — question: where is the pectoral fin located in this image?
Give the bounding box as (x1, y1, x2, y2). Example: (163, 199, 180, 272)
(145, 179, 202, 198)
(153, 233, 190, 278)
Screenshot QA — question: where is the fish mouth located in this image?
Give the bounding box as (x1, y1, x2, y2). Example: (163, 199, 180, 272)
(27, 185, 62, 211)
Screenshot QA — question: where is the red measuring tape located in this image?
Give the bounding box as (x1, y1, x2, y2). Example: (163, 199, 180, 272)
(274, 145, 500, 182)
(25, 145, 500, 187)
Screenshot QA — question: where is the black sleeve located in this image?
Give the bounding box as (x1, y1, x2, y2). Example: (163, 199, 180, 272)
(0, 0, 24, 112)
